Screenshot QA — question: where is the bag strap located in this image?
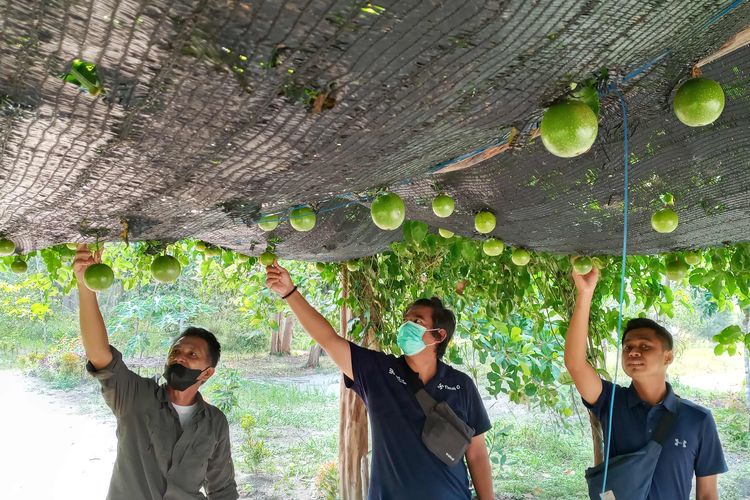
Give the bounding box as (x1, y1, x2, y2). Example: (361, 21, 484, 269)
(651, 406, 678, 445)
(400, 357, 438, 415)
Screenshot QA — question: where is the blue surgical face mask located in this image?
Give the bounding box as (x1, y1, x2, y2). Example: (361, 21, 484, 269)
(397, 321, 441, 356)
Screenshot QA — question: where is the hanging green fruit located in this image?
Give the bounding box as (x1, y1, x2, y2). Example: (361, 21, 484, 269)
(151, 255, 182, 283)
(290, 206, 317, 232)
(673, 78, 724, 127)
(432, 194, 455, 218)
(371, 193, 406, 230)
(0, 238, 16, 256)
(84, 263, 115, 291)
(474, 211, 496, 234)
(540, 101, 598, 158)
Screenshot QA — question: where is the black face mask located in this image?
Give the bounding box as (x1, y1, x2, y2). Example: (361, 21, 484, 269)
(163, 363, 208, 391)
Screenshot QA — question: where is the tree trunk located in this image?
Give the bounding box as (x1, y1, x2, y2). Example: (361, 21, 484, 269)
(742, 308, 749, 432)
(589, 410, 605, 466)
(280, 315, 294, 354)
(339, 267, 371, 500)
(270, 311, 283, 354)
(306, 343, 322, 368)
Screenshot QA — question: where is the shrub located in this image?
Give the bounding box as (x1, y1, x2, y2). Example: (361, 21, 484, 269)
(315, 461, 339, 500)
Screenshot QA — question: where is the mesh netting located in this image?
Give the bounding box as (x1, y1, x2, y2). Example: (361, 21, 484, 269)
(1, 0, 749, 260)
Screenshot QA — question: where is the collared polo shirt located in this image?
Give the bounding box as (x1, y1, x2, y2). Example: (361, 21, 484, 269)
(344, 342, 492, 500)
(585, 379, 727, 500)
(86, 346, 238, 500)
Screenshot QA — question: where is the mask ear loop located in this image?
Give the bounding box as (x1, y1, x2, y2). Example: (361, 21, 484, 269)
(424, 328, 447, 347)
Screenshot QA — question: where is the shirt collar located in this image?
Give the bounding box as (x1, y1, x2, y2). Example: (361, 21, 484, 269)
(157, 383, 208, 416)
(626, 381, 678, 412)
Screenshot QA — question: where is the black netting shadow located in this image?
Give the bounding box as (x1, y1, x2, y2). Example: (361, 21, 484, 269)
(0, 0, 748, 259)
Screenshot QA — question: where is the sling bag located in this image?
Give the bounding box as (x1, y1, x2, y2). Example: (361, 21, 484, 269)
(585, 406, 678, 500)
(400, 358, 475, 467)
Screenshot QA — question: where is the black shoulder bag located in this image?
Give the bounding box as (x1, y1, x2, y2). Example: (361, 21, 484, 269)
(585, 407, 677, 500)
(400, 358, 475, 466)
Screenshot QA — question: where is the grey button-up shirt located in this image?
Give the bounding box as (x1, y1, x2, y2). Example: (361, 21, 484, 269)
(87, 346, 239, 500)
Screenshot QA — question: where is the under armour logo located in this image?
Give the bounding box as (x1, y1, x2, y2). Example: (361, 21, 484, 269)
(674, 438, 687, 448)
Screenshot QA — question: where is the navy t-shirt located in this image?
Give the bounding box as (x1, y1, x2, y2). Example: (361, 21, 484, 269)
(585, 379, 727, 500)
(344, 342, 492, 500)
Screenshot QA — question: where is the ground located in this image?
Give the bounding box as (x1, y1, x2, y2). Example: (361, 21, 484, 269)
(2, 347, 748, 499)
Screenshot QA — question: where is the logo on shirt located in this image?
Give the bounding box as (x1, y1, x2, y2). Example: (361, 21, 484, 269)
(437, 383, 461, 391)
(674, 438, 687, 448)
(388, 368, 407, 385)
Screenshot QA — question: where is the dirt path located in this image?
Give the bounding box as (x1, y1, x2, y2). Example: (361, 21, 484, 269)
(0, 370, 116, 499)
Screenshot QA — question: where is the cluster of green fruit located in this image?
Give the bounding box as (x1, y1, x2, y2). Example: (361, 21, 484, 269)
(0, 238, 183, 292)
(541, 77, 724, 236)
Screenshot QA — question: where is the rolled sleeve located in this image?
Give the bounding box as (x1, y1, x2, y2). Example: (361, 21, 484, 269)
(86, 345, 150, 418)
(205, 416, 239, 500)
(695, 411, 728, 477)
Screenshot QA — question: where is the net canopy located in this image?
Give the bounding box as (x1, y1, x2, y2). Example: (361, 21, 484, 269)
(1, 0, 749, 260)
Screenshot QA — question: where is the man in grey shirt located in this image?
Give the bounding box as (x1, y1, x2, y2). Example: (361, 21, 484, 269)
(74, 245, 239, 500)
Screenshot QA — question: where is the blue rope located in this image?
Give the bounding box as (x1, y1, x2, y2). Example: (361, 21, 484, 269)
(704, 0, 746, 27)
(600, 85, 630, 498)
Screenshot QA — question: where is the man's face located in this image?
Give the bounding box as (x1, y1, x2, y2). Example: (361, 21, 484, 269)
(167, 336, 214, 382)
(404, 305, 445, 345)
(621, 328, 673, 380)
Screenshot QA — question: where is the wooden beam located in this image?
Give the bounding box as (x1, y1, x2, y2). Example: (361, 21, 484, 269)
(435, 128, 519, 174)
(695, 25, 750, 69)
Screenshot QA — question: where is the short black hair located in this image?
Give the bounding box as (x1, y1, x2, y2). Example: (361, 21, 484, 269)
(622, 318, 673, 351)
(407, 297, 456, 359)
(172, 327, 222, 367)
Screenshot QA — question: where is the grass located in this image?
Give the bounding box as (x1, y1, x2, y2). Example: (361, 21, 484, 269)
(491, 418, 593, 499)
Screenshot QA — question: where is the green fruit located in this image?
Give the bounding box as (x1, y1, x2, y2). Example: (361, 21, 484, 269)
(432, 194, 455, 218)
(236, 253, 250, 263)
(403, 220, 429, 245)
(315, 262, 326, 272)
(673, 78, 725, 127)
(259, 251, 276, 267)
(151, 255, 181, 283)
(651, 208, 678, 233)
(290, 206, 316, 232)
(204, 246, 221, 257)
(474, 211, 496, 234)
(84, 263, 115, 291)
(665, 257, 689, 281)
(540, 101, 598, 158)
(66, 243, 79, 250)
(482, 238, 504, 256)
(0, 238, 15, 256)
(592, 256, 607, 269)
(371, 193, 406, 230)
(195, 241, 207, 252)
(684, 251, 701, 266)
(10, 258, 27, 273)
(346, 260, 360, 272)
(511, 248, 531, 266)
(573, 256, 593, 275)
(438, 228, 454, 238)
(258, 215, 280, 232)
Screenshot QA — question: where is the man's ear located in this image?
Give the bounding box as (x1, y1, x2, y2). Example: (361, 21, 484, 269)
(664, 350, 674, 366)
(199, 366, 215, 383)
(437, 329, 447, 342)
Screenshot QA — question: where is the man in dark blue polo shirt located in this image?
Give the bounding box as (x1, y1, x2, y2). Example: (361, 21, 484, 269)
(565, 265, 727, 499)
(266, 262, 494, 499)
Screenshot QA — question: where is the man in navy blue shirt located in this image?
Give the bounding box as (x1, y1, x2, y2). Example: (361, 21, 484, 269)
(266, 262, 493, 499)
(565, 265, 727, 499)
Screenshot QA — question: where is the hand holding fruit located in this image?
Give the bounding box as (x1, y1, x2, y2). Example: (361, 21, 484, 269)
(571, 257, 599, 295)
(73, 244, 99, 284)
(265, 261, 295, 298)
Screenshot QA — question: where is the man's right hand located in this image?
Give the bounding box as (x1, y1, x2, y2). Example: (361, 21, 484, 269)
(571, 259, 600, 296)
(73, 244, 100, 286)
(265, 261, 296, 298)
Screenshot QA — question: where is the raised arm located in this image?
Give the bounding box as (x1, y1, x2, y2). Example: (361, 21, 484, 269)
(564, 264, 602, 405)
(73, 244, 113, 370)
(265, 261, 352, 379)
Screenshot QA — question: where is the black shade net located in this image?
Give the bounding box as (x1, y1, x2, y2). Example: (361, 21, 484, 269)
(0, 0, 749, 260)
